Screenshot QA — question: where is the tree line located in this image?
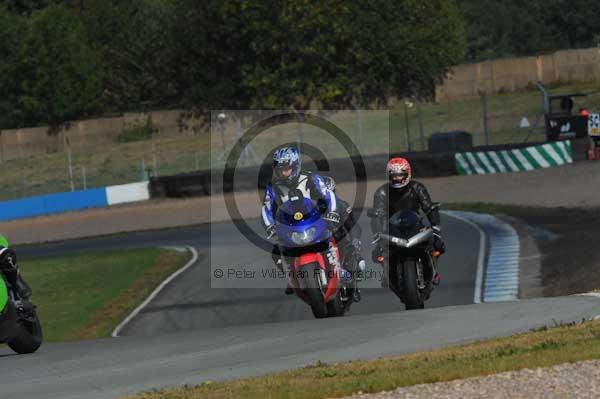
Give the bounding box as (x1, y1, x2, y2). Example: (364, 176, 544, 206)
(458, 0, 600, 61)
(1, 0, 598, 132)
(0, 0, 466, 132)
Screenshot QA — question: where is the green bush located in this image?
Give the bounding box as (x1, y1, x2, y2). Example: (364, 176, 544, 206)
(117, 117, 158, 143)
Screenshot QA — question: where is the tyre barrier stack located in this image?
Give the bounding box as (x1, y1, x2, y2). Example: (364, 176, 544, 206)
(149, 151, 457, 198)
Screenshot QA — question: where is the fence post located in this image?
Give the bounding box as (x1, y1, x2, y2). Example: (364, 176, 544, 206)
(82, 166, 87, 190)
(404, 102, 412, 152)
(152, 141, 158, 177)
(481, 92, 490, 146)
(357, 109, 364, 153)
(66, 138, 75, 192)
(141, 159, 148, 181)
(417, 101, 425, 151)
(293, 107, 304, 147)
(218, 115, 226, 153)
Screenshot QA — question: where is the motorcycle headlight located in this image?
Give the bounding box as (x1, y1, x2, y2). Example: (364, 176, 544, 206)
(290, 227, 318, 245)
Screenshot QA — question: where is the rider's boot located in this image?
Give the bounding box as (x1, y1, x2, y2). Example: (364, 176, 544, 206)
(352, 287, 362, 302)
(272, 251, 292, 295)
(13, 276, 32, 299)
(342, 239, 365, 282)
(431, 251, 442, 286)
(2, 269, 32, 299)
(354, 255, 366, 282)
(0, 248, 29, 298)
(431, 234, 445, 286)
(371, 245, 389, 287)
(4, 273, 33, 316)
(351, 238, 366, 281)
(380, 273, 389, 288)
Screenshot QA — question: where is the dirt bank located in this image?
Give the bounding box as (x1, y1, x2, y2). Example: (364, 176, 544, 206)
(450, 204, 600, 297)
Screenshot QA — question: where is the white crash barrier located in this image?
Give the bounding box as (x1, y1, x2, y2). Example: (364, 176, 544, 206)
(106, 182, 150, 206)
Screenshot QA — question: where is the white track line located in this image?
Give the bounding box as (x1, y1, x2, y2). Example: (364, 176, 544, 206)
(448, 212, 521, 303)
(442, 211, 487, 304)
(574, 292, 600, 320)
(577, 292, 600, 298)
(111, 246, 199, 338)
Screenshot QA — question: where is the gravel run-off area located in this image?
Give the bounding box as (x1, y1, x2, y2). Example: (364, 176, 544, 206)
(343, 359, 600, 399)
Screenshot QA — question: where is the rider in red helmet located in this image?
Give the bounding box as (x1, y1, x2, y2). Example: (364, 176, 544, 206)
(370, 157, 445, 286)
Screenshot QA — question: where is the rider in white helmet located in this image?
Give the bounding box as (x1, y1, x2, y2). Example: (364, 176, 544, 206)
(262, 147, 365, 293)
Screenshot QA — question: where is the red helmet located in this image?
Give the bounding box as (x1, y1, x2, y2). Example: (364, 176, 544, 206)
(387, 157, 411, 189)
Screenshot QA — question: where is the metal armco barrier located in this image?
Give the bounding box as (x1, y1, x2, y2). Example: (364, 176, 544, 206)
(455, 141, 573, 175)
(148, 152, 458, 198)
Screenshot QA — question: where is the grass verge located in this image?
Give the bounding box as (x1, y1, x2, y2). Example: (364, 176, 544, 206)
(6, 80, 600, 202)
(122, 319, 600, 399)
(19, 247, 191, 342)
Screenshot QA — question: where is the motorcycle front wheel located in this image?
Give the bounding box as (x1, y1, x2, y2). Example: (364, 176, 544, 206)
(8, 305, 43, 354)
(301, 262, 328, 318)
(326, 290, 346, 317)
(400, 259, 425, 310)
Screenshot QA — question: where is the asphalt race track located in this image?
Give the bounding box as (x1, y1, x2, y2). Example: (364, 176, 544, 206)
(120, 213, 479, 335)
(2, 213, 599, 399)
(15, 213, 479, 335)
(2, 296, 600, 399)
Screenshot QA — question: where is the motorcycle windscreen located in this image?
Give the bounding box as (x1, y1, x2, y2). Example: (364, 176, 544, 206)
(389, 210, 424, 238)
(275, 197, 330, 247)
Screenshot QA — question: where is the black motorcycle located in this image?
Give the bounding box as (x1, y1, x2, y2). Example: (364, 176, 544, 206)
(0, 277, 42, 354)
(368, 205, 440, 310)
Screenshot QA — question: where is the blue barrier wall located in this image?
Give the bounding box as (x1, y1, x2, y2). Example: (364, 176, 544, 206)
(0, 188, 108, 222)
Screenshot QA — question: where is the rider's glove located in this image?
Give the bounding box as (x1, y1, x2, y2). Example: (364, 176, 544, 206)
(371, 233, 381, 244)
(323, 211, 341, 229)
(432, 226, 446, 254)
(371, 245, 384, 263)
(266, 225, 276, 240)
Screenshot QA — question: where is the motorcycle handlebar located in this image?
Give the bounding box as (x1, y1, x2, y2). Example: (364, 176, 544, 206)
(377, 228, 433, 249)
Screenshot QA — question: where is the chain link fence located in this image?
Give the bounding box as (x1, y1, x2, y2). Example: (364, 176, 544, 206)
(396, 90, 549, 152)
(1, 87, 596, 202)
(0, 132, 211, 201)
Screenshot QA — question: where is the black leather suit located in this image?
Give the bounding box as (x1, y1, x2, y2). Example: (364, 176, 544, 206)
(0, 247, 31, 298)
(370, 181, 444, 253)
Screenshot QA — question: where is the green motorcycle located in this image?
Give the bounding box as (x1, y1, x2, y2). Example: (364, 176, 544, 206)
(0, 237, 42, 354)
